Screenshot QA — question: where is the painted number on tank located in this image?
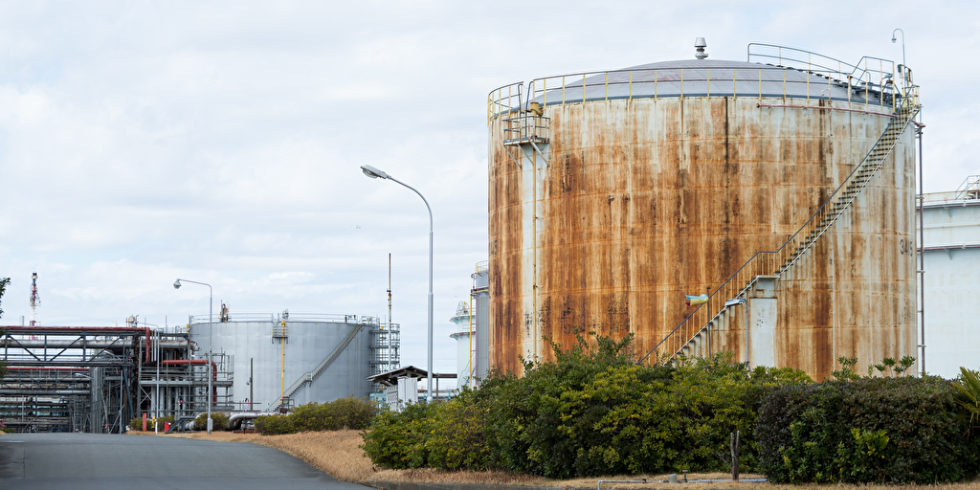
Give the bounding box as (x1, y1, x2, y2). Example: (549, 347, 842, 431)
(899, 238, 914, 256)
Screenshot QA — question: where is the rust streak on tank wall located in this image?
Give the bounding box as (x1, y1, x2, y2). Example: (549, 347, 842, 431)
(488, 84, 916, 379)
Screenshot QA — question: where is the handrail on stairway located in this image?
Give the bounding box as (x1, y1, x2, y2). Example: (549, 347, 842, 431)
(638, 98, 921, 365)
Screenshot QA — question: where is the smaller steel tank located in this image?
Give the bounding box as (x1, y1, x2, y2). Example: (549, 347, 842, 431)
(189, 312, 395, 411)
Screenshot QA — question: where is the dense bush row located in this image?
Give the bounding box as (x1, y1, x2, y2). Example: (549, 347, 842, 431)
(362, 335, 980, 484)
(362, 335, 810, 478)
(757, 376, 980, 484)
(254, 396, 376, 434)
(194, 411, 229, 431)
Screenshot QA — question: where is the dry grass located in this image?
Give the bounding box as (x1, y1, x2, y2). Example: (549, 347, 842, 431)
(131, 430, 373, 482)
(136, 430, 548, 486)
(129, 430, 980, 489)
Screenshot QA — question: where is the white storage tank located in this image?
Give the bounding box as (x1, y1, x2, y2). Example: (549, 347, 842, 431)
(449, 301, 476, 389)
(189, 312, 395, 412)
(450, 262, 491, 390)
(920, 177, 980, 377)
(471, 263, 490, 382)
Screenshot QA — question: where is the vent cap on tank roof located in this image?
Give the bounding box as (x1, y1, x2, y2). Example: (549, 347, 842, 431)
(695, 37, 708, 59)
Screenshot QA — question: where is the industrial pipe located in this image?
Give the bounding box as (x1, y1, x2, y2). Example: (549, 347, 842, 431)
(0, 326, 152, 363)
(162, 359, 217, 407)
(0, 339, 171, 349)
(5, 367, 89, 372)
(226, 411, 266, 430)
(0, 389, 90, 395)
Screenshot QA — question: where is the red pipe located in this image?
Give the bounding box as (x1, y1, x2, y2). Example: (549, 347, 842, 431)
(2, 326, 145, 333)
(162, 359, 217, 407)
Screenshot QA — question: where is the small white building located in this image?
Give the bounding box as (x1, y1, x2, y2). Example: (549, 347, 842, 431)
(921, 176, 980, 378)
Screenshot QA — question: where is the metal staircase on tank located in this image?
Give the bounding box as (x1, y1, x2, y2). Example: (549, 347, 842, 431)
(266, 318, 371, 413)
(640, 83, 921, 365)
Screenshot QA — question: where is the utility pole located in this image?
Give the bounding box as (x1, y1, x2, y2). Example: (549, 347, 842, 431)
(387, 253, 394, 370)
(29, 272, 39, 326)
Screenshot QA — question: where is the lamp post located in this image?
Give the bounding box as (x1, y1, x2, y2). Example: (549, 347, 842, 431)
(725, 298, 749, 366)
(174, 278, 213, 433)
(361, 164, 434, 402)
(891, 28, 906, 72)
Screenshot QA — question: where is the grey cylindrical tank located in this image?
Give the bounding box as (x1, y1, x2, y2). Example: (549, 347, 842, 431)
(189, 314, 376, 411)
(471, 265, 489, 381)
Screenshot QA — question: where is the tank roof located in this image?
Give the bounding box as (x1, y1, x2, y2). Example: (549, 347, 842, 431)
(533, 58, 884, 104)
(490, 43, 912, 123)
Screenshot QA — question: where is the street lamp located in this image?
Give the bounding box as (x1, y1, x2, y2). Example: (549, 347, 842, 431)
(891, 28, 906, 72)
(174, 278, 213, 433)
(725, 298, 749, 366)
(361, 164, 434, 402)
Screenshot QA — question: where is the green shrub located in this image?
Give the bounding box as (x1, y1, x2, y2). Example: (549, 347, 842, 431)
(424, 388, 494, 471)
(255, 397, 377, 435)
(361, 401, 439, 468)
(757, 376, 980, 484)
(480, 334, 638, 477)
(289, 402, 323, 431)
(956, 367, 980, 429)
(330, 396, 377, 429)
(254, 414, 297, 435)
(193, 412, 228, 431)
(362, 332, 811, 479)
(485, 352, 808, 478)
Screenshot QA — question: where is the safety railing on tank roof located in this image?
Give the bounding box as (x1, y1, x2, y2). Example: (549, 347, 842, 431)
(188, 313, 273, 324)
(503, 113, 550, 145)
(281, 314, 379, 324)
(746, 43, 905, 92)
(188, 313, 377, 324)
(487, 81, 523, 125)
(488, 65, 899, 124)
(953, 175, 980, 200)
(638, 93, 921, 365)
(487, 52, 916, 124)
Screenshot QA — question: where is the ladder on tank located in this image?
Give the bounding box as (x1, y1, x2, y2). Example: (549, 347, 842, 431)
(641, 89, 921, 365)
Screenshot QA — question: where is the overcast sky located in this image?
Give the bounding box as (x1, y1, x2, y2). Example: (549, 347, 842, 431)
(0, 1, 976, 374)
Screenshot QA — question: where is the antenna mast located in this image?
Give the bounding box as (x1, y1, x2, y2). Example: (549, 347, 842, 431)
(29, 272, 40, 326)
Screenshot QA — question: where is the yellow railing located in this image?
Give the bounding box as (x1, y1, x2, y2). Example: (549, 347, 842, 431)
(487, 46, 916, 125)
(487, 81, 523, 126)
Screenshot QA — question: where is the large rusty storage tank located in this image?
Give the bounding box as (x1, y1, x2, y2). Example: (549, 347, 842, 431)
(487, 42, 920, 380)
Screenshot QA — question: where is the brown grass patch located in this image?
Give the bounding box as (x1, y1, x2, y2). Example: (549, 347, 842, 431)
(134, 430, 373, 483)
(128, 430, 980, 489)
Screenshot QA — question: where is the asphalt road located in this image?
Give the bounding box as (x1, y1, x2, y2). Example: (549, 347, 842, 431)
(0, 432, 372, 489)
